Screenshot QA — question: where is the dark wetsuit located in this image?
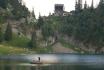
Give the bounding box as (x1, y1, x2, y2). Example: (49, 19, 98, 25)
(38, 57, 40, 62)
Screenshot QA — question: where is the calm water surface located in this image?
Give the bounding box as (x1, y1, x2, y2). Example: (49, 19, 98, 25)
(0, 54, 104, 70)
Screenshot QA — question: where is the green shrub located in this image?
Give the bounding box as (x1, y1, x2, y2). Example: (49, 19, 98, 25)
(7, 34, 30, 48)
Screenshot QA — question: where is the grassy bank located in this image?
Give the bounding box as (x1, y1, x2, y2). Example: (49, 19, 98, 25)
(0, 45, 30, 55)
(0, 34, 32, 55)
(3, 34, 30, 48)
(0, 34, 53, 54)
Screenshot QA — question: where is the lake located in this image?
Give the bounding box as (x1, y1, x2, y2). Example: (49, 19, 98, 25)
(0, 54, 104, 70)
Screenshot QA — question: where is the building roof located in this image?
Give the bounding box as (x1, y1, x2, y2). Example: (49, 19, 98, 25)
(55, 4, 64, 6)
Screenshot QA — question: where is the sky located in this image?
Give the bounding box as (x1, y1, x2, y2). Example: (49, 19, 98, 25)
(22, 0, 100, 18)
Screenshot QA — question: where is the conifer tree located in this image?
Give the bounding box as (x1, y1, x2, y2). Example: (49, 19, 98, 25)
(0, 0, 7, 9)
(4, 23, 12, 41)
(29, 27, 37, 49)
(37, 15, 44, 29)
(0, 27, 3, 42)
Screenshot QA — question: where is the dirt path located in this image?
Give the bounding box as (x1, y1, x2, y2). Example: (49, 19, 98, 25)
(52, 42, 77, 53)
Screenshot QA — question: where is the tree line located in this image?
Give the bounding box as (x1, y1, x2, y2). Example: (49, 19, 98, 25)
(56, 1, 104, 53)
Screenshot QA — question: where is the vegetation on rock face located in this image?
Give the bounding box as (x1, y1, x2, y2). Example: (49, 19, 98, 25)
(26, 0, 104, 53)
(8, 0, 30, 19)
(1, 0, 104, 54)
(0, 0, 36, 54)
(52, 1, 104, 53)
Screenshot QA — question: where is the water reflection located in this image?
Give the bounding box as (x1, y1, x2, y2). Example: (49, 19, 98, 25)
(1, 64, 104, 70)
(0, 61, 104, 70)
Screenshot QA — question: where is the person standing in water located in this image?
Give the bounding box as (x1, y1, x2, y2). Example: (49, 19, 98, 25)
(38, 57, 40, 62)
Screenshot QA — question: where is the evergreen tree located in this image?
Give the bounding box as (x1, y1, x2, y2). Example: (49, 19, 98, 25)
(4, 23, 12, 41)
(0, 27, 3, 42)
(8, 0, 30, 19)
(29, 28, 37, 49)
(37, 15, 44, 29)
(42, 22, 54, 40)
(0, 0, 7, 9)
(32, 8, 36, 18)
